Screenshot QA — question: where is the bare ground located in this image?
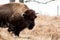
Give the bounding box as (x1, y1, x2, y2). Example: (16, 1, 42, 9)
(0, 15, 60, 40)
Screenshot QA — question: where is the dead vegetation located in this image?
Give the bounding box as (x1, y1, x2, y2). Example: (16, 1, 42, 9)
(0, 15, 60, 40)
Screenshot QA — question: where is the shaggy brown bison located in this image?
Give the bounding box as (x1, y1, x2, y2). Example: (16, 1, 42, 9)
(0, 2, 37, 36)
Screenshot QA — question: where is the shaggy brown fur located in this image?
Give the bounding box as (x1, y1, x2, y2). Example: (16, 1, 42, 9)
(0, 2, 29, 26)
(0, 2, 37, 36)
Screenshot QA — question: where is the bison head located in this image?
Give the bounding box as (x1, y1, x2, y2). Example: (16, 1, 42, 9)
(23, 9, 37, 30)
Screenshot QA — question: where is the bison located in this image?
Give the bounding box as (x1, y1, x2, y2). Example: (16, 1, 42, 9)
(0, 2, 37, 36)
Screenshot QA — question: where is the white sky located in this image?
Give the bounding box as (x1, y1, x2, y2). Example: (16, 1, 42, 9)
(0, 0, 60, 16)
(0, 0, 9, 4)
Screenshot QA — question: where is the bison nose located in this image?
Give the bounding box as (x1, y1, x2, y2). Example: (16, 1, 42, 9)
(28, 22, 35, 30)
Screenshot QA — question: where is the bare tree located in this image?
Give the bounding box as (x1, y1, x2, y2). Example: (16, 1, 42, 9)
(19, 0, 24, 3)
(10, 0, 15, 2)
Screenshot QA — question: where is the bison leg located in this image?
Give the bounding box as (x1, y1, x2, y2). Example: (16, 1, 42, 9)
(0, 21, 5, 27)
(7, 23, 15, 32)
(0, 19, 7, 27)
(0, 21, 3, 26)
(14, 30, 20, 37)
(7, 25, 20, 36)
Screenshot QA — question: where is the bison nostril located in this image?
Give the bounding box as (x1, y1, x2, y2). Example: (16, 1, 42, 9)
(35, 16, 37, 18)
(28, 22, 35, 30)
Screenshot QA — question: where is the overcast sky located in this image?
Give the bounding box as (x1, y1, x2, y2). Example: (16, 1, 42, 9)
(0, 0, 60, 16)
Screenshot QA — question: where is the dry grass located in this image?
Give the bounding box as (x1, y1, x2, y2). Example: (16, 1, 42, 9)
(0, 15, 60, 40)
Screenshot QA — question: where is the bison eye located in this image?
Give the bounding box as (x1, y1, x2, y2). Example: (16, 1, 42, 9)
(23, 14, 30, 19)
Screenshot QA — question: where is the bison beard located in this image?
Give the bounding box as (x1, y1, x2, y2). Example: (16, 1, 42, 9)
(0, 2, 37, 36)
